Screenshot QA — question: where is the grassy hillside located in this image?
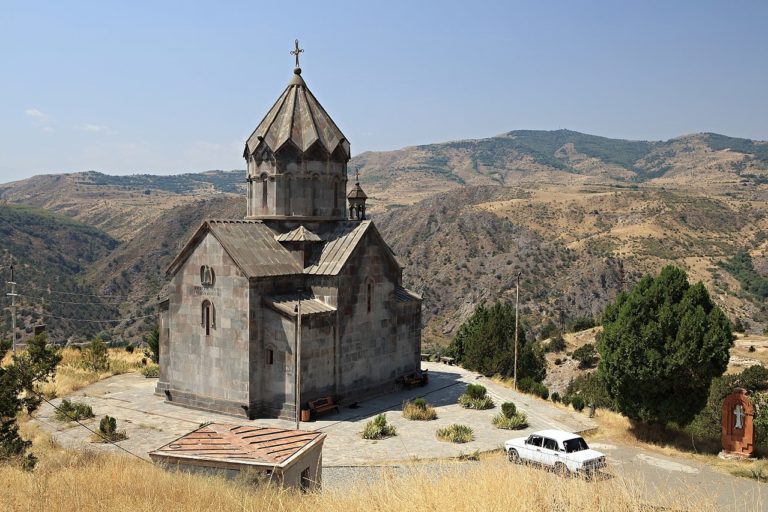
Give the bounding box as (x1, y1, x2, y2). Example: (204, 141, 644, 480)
(0, 205, 119, 341)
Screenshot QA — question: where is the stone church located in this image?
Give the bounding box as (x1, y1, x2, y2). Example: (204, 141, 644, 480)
(155, 53, 422, 419)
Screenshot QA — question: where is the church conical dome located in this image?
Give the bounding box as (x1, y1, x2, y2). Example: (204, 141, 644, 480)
(244, 69, 350, 160)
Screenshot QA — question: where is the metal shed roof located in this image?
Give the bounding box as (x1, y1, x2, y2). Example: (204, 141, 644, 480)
(264, 293, 337, 317)
(149, 423, 325, 468)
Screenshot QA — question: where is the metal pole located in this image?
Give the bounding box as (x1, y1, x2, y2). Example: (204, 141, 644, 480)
(7, 263, 17, 356)
(513, 271, 521, 390)
(294, 293, 302, 430)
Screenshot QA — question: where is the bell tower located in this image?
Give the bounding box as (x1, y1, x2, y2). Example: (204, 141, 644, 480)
(243, 41, 350, 221)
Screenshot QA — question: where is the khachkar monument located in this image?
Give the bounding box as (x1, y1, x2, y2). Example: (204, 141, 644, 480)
(155, 41, 423, 420)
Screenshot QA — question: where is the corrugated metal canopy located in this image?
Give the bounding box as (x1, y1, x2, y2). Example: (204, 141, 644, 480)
(264, 293, 337, 317)
(149, 423, 324, 468)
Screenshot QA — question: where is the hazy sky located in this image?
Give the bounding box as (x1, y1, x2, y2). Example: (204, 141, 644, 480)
(1, 0, 766, 182)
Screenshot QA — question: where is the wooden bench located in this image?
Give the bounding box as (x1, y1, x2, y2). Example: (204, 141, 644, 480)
(439, 356, 455, 365)
(308, 396, 339, 418)
(402, 369, 429, 388)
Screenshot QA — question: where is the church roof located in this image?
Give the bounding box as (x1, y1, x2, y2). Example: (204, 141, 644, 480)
(244, 69, 350, 159)
(149, 423, 325, 468)
(304, 221, 401, 276)
(264, 293, 337, 317)
(347, 181, 367, 200)
(166, 220, 301, 278)
(395, 286, 422, 303)
(275, 225, 322, 243)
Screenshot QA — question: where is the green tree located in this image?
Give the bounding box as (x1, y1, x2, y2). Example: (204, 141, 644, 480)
(449, 302, 545, 382)
(598, 266, 732, 425)
(82, 337, 109, 372)
(145, 323, 160, 364)
(0, 333, 61, 469)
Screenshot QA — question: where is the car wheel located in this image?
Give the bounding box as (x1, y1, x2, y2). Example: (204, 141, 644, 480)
(554, 462, 570, 477)
(507, 449, 520, 463)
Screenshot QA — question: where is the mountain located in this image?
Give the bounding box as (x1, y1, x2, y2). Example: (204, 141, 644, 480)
(1, 129, 767, 343)
(353, 130, 768, 210)
(0, 204, 119, 341)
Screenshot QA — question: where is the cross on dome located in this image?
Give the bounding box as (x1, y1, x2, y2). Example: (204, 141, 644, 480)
(290, 39, 304, 69)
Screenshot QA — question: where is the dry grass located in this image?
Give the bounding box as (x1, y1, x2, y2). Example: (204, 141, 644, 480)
(0, 423, 719, 512)
(402, 401, 438, 421)
(37, 348, 145, 398)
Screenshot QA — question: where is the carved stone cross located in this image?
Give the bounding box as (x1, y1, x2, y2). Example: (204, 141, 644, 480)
(290, 39, 304, 68)
(734, 404, 745, 429)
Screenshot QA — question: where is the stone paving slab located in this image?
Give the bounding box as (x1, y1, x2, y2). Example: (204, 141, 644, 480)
(32, 362, 595, 466)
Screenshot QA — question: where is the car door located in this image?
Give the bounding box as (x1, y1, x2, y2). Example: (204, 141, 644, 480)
(525, 435, 544, 464)
(540, 437, 558, 468)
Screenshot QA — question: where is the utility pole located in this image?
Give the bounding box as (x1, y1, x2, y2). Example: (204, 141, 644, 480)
(294, 292, 303, 430)
(513, 271, 521, 390)
(6, 262, 17, 355)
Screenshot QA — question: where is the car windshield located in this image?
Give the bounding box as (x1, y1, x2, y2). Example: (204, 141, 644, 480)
(563, 437, 589, 453)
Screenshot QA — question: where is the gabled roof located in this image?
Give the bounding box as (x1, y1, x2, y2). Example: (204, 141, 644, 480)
(275, 225, 322, 243)
(264, 293, 337, 317)
(395, 286, 422, 303)
(149, 423, 325, 469)
(244, 69, 350, 160)
(302, 220, 400, 276)
(166, 220, 301, 278)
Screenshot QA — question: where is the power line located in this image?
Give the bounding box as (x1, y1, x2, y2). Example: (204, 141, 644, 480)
(22, 284, 133, 300)
(16, 294, 124, 306)
(41, 312, 158, 324)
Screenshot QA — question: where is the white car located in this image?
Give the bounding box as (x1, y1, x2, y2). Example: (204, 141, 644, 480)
(504, 429, 606, 476)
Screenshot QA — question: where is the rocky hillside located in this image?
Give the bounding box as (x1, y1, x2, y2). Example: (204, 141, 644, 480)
(0, 205, 119, 341)
(1, 129, 767, 343)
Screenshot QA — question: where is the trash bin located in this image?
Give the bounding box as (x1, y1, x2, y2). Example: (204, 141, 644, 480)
(300, 408, 311, 422)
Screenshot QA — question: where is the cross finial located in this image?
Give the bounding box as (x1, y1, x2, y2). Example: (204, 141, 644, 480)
(290, 39, 304, 69)
(355, 170, 360, 183)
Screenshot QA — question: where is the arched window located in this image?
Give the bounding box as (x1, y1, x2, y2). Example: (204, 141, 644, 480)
(367, 281, 373, 313)
(201, 300, 215, 336)
(311, 174, 319, 215)
(333, 180, 339, 211)
(265, 348, 274, 366)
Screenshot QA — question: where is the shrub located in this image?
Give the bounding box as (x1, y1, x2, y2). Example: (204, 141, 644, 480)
(561, 394, 572, 407)
(572, 343, 598, 369)
(141, 364, 160, 378)
(145, 323, 160, 364)
(571, 396, 585, 412)
(362, 414, 396, 439)
(53, 399, 94, 422)
(568, 317, 596, 332)
(749, 345, 756, 353)
(554, 358, 562, 366)
(93, 415, 127, 443)
(403, 400, 437, 421)
(464, 384, 487, 400)
(437, 424, 474, 443)
(548, 334, 567, 353)
(517, 377, 548, 399)
(458, 394, 495, 410)
(551, 392, 561, 403)
(501, 401, 516, 419)
(125, 345, 135, 354)
(565, 373, 615, 410)
(492, 411, 528, 430)
(733, 317, 746, 333)
(81, 338, 109, 372)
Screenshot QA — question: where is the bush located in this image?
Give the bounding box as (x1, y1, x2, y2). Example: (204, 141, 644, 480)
(571, 396, 585, 412)
(501, 402, 516, 419)
(93, 415, 127, 443)
(458, 394, 495, 410)
(82, 338, 109, 372)
(53, 399, 94, 422)
(125, 345, 135, 354)
(733, 317, 746, 333)
(568, 317, 596, 332)
(554, 358, 562, 366)
(362, 414, 396, 439)
(145, 323, 160, 364)
(565, 373, 615, 410)
(436, 424, 474, 443)
(517, 377, 548, 399)
(548, 334, 567, 353)
(539, 320, 560, 341)
(403, 400, 438, 421)
(551, 392, 561, 403)
(492, 411, 528, 430)
(749, 345, 756, 353)
(561, 394, 572, 407)
(464, 384, 487, 400)
(572, 343, 598, 369)
(141, 364, 160, 378)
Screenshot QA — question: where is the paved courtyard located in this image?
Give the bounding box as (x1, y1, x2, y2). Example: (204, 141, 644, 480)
(32, 361, 595, 465)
